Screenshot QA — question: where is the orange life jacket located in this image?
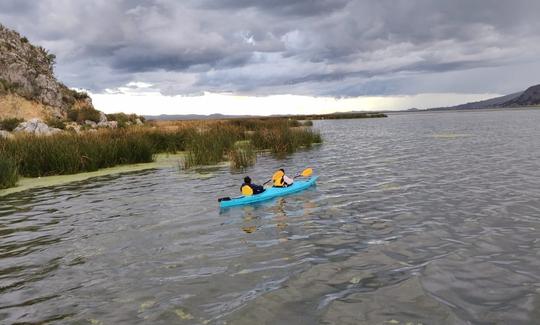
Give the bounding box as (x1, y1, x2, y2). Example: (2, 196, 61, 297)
(272, 170, 285, 187)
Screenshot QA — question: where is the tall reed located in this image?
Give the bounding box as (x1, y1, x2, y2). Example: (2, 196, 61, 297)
(0, 155, 19, 189)
(228, 141, 256, 169)
(250, 126, 321, 155)
(183, 125, 242, 168)
(1, 130, 155, 177)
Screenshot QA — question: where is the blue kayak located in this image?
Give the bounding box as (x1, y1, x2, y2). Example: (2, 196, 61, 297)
(219, 176, 319, 208)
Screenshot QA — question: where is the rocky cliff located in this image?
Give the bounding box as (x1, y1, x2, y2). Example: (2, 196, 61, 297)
(0, 24, 94, 120)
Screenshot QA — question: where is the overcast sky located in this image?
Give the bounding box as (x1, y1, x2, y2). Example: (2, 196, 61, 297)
(2, 0, 540, 114)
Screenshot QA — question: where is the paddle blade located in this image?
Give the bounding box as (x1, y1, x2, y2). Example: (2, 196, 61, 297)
(300, 168, 313, 177)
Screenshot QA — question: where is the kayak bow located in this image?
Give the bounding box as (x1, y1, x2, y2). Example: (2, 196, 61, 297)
(219, 176, 318, 208)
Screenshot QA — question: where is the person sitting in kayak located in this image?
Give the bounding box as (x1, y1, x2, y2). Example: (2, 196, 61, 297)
(272, 169, 294, 187)
(241, 176, 265, 196)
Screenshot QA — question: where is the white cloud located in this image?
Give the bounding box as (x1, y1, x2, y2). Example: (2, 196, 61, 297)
(90, 86, 500, 115)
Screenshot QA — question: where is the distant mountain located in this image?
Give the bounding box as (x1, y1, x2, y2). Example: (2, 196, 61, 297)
(502, 84, 540, 107)
(429, 91, 523, 111)
(144, 113, 253, 120)
(145, 111, 387, 120)
(428, 83, 540, 111)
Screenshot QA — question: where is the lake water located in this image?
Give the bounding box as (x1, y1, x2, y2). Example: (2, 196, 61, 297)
(1, 109, 540, 324)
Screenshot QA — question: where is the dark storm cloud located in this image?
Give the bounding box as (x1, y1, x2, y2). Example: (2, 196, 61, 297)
(1, 0, 540, 96)
(0, 0, 33, 13)
(196, 0, 350, 17)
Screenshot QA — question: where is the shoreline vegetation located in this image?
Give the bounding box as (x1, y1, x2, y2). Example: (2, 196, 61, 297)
(0, 153, 184, 197)
(291, 112, 387, 120)
(0, 117, 323, 190)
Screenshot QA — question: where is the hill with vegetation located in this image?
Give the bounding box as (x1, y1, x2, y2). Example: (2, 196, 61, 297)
(0, 23, 94, 120)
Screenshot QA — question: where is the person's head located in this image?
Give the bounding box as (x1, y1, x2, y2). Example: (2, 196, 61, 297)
(244, 176, 252, 184)
(279, 168, 285, 173)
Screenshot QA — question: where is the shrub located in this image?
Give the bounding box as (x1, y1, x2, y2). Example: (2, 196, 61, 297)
(45, 117, 66, 130)
(288, 119, 301, 127)
(46, 53, 56, 68)
(106, 113, 144, 127)
(67, 107, 101, 123)
(0, 156, 19, 189)
(0, 118, 24, 131)
(0, 79, 7, 94)
(73, 91, 89, 100)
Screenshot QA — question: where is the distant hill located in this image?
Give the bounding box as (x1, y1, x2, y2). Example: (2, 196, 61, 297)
(0, 23, 95, 120)
(503, 84, 540, 107)
(144, 113, 253, 120)
(145, 111, 387, 121)
(429, 91, 523, 111)
(428, 83, 540, 111)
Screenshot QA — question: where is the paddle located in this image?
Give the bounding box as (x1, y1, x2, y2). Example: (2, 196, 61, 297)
(294, 167, 313, 179)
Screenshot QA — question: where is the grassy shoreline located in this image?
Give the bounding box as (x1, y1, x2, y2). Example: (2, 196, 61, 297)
(0, 153, 184, 197)
(0, 118, 322, 190)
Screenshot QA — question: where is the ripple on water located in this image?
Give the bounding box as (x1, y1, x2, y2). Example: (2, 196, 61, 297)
(1, 110, 540, 324)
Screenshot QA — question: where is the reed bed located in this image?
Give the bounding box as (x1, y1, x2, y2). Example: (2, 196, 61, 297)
(0, 118, 322, 188)
(251, 126, 322, 155)
(143, 128, 194, 152)
(1, 130, 155, 177)
(182, 123, 245, 168)
(182, 119, 321, 168)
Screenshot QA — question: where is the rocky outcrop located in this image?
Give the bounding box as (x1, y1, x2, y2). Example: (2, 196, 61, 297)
(0, 24, 95, 119)
(98, 120, 118, 129)
(14, 118, 62, 135)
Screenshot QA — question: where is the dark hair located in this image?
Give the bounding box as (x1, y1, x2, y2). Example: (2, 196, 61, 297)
(279, 168, 285, 172)
(244, 176, 251, 184)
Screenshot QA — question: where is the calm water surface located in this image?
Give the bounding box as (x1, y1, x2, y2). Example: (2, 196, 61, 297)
(1, 110, 540, 324)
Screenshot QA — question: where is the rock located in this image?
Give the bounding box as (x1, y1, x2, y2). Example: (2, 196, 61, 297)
(0, 130, 13, 139)
(97, 120, 118, 129)
(14, 118, 61, 136)
(99, 112, 108, 123)
(135, 118, 143, 125)
(85, 120, 97, 128)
